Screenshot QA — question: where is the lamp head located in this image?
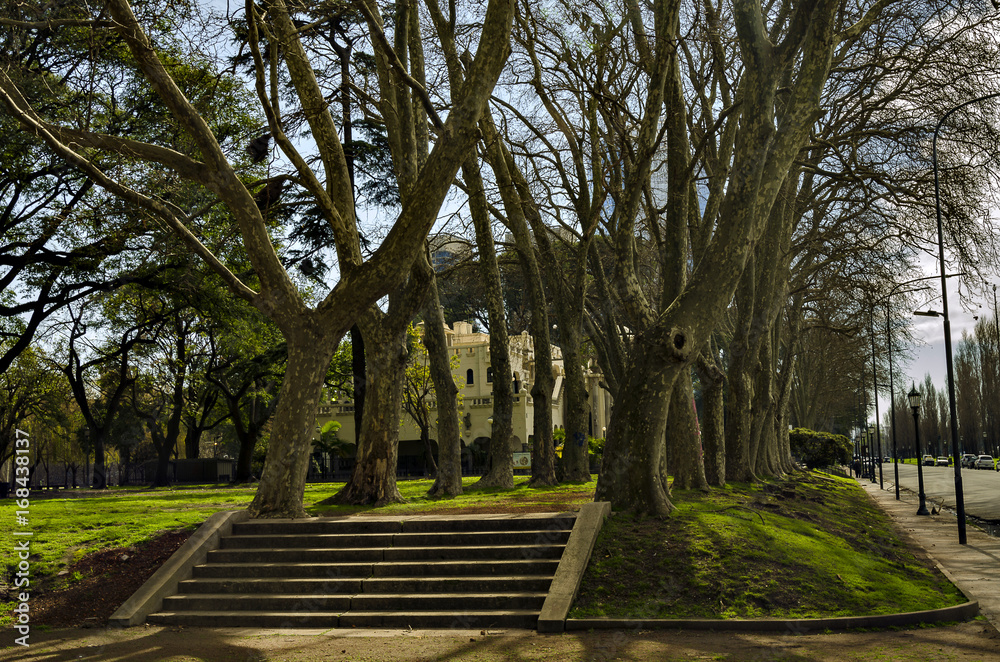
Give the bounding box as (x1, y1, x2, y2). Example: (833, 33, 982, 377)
(908, 384, 921, 411)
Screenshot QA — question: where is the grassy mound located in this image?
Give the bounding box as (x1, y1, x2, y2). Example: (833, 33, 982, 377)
(571, 471, 965, 619)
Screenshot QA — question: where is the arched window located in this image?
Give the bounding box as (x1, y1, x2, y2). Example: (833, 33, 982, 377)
(466, 368, 475, 385)
(486, 367, 494, 383)
(513, 379, 520, 394)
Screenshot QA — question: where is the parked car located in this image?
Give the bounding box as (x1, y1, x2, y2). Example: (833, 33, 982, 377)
(883, 456, 892, 463)
(975, 455, 995, 470)
(936, 456, 950, 466)
(960, 453, 978, 468)
(922, 455, 936, 466)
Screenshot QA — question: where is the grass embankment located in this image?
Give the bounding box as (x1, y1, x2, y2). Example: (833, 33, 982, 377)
(0, 471, 965, 626)
(572, 470, 965, 619)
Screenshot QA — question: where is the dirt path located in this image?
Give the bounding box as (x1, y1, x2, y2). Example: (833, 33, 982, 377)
(5, 620, 1000, 661)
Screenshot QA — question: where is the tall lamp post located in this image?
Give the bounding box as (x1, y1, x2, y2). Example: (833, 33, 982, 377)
(867, 316, 885, 490)
(909, 385, 930, 516)
(927, 95, 1000, 543)
(869, 423, 880, 486)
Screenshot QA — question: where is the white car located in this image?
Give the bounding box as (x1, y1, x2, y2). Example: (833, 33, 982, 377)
(936, 456, 950, 466)
(974, 455, 995, 470)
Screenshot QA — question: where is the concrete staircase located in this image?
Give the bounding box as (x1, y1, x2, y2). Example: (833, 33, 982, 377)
(146, 513, 575, 629)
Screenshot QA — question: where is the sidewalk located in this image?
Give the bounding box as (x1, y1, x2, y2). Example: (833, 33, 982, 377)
(859, 477, 1000, 629)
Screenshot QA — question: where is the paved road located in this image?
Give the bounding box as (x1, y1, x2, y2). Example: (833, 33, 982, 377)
(867, 461, 1000, 520)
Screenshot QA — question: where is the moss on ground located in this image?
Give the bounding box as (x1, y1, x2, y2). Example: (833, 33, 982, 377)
(570, 470, 964, 619)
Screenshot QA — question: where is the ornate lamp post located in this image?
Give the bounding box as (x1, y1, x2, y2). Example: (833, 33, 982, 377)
(910, 385, 930, 516)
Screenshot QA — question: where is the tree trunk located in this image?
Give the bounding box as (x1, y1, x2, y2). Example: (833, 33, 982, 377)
(667, 368, 708, 490)
(477, 110, 557, 487)
(250, 332, 339, 518)
(328, 309, 410, 505)
(420, 424, 438, 478)
(235, 431, 255, 483)
(184, 428, 201, 459)
(151, 429, 173, 487)
(463, 155, 514, 489)
(91, 430, 107, 489)
(560, 330, 593, 482)
(725, 284, 756, 483)
(423, 266, 463, 497)
(595, 338, 677, 516)
(696, 348, 726, 486)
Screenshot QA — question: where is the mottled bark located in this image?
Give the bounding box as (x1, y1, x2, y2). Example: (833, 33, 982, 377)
(422, 257, 462, 497)
(559, 331, 593, 482)
(668, 368, 708, 490)
(332, 315, 407, 506)
(725, 264, 756, 483)
(696, 348, 726, 486)
(595, 337, 676, 516)
(332, 262, 430, 504)
(462, 159, 514, 489)
(250, 331, 338, 518)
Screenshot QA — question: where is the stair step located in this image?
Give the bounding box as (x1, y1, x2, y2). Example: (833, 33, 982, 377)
(208, 548, 385, 563)
(398, 515, 575, 533)
(370, 560, 559, 577)
(221, 530, 570, 549)
(207, 544, 565, 564)
(230, 514, 574, 537)
(162, 592, 547, 612)
(163, 594, 353, 611)
(383, 544, 565, 561)
(148, 611, 343, 628)
(177, 577, 363, 594)
(360, 576, 553, 593)
(220, 533, 395, 549)
(338, 611, 540, 629)
(349, 592, 546, 611)
(147, 610, 540, 629)
(233, 520, 401, 536)
(193, 562, 373, 579)
(392, 531, 571, 546)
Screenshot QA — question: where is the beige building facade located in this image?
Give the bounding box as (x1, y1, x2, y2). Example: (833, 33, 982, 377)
(315, 321, 612, 474)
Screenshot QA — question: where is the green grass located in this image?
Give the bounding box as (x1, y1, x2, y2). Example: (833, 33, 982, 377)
(0, 471, 966, 628)
(0, 477, 594, 583)
(571, 471, 965, 620)
(0, 485, 256, 581)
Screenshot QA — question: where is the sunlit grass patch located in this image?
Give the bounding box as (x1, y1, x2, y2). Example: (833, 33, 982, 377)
(571, 470, 964, 620)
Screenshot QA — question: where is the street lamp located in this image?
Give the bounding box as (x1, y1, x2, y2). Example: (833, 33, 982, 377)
(926, 95, 1000, 542)
(909, 385, 930, 516)
(911, 303, 967, 542)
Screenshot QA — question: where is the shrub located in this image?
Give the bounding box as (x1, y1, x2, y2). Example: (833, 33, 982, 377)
(789, 427, 852, 469)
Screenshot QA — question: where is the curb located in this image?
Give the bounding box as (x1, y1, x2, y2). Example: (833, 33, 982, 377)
(109, 509, 250, 627)
(537, 501, 611, 633)
(562, 600, 979, 632)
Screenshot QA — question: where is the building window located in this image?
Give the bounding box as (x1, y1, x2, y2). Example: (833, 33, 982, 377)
(486, 367, 494, 383)
(513, 379, 520, 394)
(467, 368, 475, 385)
